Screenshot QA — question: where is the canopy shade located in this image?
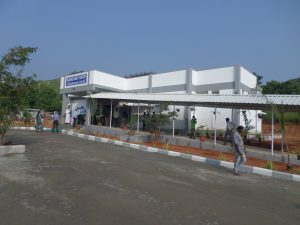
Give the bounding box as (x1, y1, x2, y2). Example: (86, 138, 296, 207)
(85, 92, 300, 112)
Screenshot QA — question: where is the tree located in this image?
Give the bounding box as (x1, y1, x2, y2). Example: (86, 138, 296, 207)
(23, 74, 39, 108)
(36, 83, 61, 112)
(262, 78, 300, 95)
(0, 46, 37, 144)
(253, 72, 263, 86)
(146, 103, 179, 140)
(262, 80, 281, 94)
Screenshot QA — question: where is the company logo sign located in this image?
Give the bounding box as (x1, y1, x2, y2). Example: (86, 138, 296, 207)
(65, 73, 87, 87)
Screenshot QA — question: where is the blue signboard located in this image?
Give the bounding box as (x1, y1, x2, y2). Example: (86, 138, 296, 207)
(65, 73, 87, 87)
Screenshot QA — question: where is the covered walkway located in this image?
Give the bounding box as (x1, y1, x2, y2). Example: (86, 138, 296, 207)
(86, 92, 300, 156)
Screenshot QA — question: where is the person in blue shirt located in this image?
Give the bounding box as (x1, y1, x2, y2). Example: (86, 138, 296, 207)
(78, 106, 86, 125)
(52, 111, 59, 133)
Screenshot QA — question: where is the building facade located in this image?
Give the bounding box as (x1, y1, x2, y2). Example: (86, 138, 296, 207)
(60, 65, 261, 133)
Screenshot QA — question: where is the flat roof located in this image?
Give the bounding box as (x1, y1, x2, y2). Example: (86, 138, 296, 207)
(86, 92, 300, 111)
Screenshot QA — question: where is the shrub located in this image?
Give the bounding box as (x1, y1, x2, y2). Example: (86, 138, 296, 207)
(164, 142, 169, 150)
(264, 160, 273, 170)
(151, 142, 157, 148)
(23, 110, 32, 124)
(218, 152, 227, 161)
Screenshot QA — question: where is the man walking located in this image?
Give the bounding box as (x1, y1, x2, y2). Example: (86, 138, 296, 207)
(233, 126, 246, 176)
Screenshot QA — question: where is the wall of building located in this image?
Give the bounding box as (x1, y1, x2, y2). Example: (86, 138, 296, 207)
(240, 67, 257, 89)
(152, 70, 186, 88)
(91, 70, 126, 91)
(126, 76, 149, 91)
(193, 67, 235, 85)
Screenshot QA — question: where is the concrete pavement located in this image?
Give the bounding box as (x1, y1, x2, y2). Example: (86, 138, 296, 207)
(0, 130, 299, 225)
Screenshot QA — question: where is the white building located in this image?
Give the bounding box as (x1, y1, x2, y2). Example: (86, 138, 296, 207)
(60, 65, 261, 133)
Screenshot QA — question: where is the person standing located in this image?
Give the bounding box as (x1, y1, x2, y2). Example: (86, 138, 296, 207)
(142, 112, 146, 131)
(79, 106, 86, 125)
(35, 111, 43, 132)
(113, 106, 120, 127)
(52, 111, 59, 133)
(190, 116, 197, 139)
(65, 105, 71, 124)
(72, 107, 78, 128)
(233, 126, 246, 176)
(224, 118, 235, 145)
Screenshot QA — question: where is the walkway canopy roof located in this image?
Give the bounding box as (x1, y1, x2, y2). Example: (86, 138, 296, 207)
(86, 92, 300, 112)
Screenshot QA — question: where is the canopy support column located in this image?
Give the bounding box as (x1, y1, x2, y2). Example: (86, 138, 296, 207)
(172, 105, 175, 138)
(281, 111, 284, 153)
(255, 110, 258, 134)
(110, 99, 112, 128)
(281, 129, 284, 153)
(137, 103, 140, 133)
(271, 110, 274, 156)
(214, 107, 217, 146)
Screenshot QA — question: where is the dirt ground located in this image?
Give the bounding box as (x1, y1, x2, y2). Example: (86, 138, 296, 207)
(262, 122, 300, 153)
(142, 141, 300, 175)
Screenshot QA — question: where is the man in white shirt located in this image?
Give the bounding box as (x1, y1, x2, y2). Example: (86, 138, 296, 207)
(72, 108, 78, 128)
(233, 126, 246, 176)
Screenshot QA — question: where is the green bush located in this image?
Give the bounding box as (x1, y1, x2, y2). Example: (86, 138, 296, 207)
(264, 160, 273, 170)
(23, 110, 32, 124)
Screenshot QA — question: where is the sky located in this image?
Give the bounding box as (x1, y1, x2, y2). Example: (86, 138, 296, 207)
(0, 0, 299, 83)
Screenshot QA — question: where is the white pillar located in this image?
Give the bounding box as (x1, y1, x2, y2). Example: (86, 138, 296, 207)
(110, 99, 112, 128)
(271, 110, 274, 156)
(172, 105, 175, 138)
(137, 103, 140, 133)
(255, 110, 258, 134)
(86, 97, 91, 125)
(281, 111, 284, 153)
(281, 129, 284, 153)
(193, 105, 196, 117)
(214, 107, 217, 146)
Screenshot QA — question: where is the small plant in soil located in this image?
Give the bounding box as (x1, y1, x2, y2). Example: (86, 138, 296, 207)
(287, 164, 294, 170)
(151, 142, 157, 148)
(164, 142, 169, 150)
(137, 140, 144, 145)
(218, 152, 227, 161)
(264, 160, 273, 170)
